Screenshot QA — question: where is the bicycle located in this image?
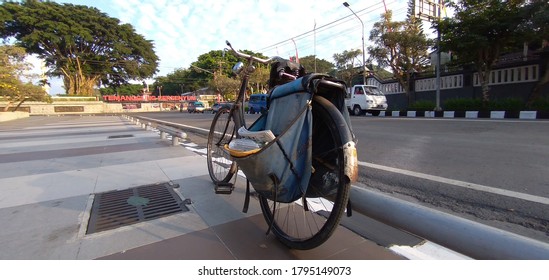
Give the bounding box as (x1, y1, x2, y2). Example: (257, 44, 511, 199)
(206, 41, 358, 250)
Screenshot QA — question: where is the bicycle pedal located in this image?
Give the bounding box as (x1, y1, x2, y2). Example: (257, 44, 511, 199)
(215, 182, 234, 194)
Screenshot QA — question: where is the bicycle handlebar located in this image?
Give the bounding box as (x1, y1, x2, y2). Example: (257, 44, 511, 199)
(226, 40, 272, 65)
(226, 40, 298, 80)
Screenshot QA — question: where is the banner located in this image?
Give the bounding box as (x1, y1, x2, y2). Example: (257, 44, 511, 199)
(102, 95, 197, 102)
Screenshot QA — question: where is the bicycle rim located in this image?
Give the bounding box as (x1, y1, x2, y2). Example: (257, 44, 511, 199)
(259, 96, 351, 250)
(207, 107, 237, 183)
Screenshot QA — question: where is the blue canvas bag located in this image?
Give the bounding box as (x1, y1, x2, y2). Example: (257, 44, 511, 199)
(226, 77, 312, 203)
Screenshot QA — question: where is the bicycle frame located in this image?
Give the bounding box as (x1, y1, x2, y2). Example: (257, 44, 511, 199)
(224, 40, 277, 137)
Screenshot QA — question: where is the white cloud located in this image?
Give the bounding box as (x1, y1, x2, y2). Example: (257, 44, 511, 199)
(33, 0, 409, 94)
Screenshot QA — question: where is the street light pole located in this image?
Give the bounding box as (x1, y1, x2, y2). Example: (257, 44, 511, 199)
(435, 1, 442, 111)
(343, 2, 366, 85)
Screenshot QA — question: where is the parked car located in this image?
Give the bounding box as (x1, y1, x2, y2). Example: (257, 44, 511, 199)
(211, 102, 234, 114)
(248, 93, 267, 114)
(187, 101, 205, 113)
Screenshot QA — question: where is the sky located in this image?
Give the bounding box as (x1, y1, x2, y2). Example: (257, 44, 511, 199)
(28, 0, 414, 94)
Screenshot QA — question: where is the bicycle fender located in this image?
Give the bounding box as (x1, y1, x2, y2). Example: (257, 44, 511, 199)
(343, 141, 358, 183)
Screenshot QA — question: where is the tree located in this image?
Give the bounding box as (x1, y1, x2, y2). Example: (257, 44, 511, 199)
(153, 68, 199, 96)
(333, 49, 363, 86)
(0, 45, 50, 112)
(209, 73, 240, 101)
(98, 83, 143, 96)
(368, 7, 432, 98)
(189, 48, 267, 99)
(519, 0, 549, 107)
(299, 55, 335, 74)
(249, 63, 270, 94)
(438, 0, 526, 106)
(154, 48, 270, 101)
(0, 1, 158, 96)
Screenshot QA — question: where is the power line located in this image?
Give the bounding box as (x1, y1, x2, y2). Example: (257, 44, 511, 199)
(256, 1, 388, 53)
(257, 3, 408, 60)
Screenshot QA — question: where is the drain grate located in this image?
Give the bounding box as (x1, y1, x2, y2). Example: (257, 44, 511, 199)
(86, 182, 188, 234)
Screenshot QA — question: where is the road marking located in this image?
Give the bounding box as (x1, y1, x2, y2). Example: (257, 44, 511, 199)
(366, 116, 549, 123)
(389, 241, 472, 260)
(135, 116, 549, 206)
(360, 161, 549, 206)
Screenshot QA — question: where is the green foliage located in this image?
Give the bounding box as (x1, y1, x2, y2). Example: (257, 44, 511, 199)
(368, 9, 432, 94)
(99, 83, 143, 95)
(333, 49, 362, 86)
(443, 98, 526, 111)
(0, 44, 49, 111)
(437, 0, 546, 103)
(52, 96, 97, 101)
(209, 73, 240, 100)
(489, 99, 525, 111)
(408, 100, 435, 111)
(529, 97, 549, 112)
(153, 69, 196, 95)
(439, 0, 525, 64)
(299, 55, 335, 74)
(443, 98, 483, 111)
(0, 1, 159, 95)
(153, 48, 269, 100)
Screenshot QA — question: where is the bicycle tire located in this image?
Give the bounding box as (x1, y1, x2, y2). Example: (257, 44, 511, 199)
(259, 95, 352, 250)
(207, 107, 237, 183)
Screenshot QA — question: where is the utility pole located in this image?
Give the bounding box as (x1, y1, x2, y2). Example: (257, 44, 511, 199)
(157, 85, 162, 111)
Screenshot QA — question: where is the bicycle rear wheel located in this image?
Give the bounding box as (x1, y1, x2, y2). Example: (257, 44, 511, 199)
(207, 107, 237, 183)
(259, 96, 352, 250)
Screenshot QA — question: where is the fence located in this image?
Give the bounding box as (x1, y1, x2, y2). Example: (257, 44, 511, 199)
(367, 50, 548, 110)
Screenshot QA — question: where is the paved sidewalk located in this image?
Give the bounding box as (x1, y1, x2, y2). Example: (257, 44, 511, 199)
(0, 115, 405, 260)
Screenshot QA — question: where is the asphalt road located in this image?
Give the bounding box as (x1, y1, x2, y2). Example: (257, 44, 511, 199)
(132, 111, 549, 243)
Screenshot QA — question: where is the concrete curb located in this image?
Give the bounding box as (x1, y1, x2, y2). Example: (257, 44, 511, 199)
(379, 110, 548, 119)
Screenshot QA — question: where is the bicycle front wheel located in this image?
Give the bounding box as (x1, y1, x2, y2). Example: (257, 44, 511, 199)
(207, 107, 237, 183)
(259, 95, 351, 250)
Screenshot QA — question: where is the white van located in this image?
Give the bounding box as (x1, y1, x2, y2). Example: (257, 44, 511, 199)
(345, 85, 388, 116)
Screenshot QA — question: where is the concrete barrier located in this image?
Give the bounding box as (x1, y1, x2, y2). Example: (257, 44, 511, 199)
(157, 125, 187, 146)
(124, 115, 188, 146)
(0, 111, 30, 122)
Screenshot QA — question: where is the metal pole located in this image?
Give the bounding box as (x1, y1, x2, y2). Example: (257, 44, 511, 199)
(314, 20, 317, 72)
(350, 186, 549, 259)
(158, 85, 162, 111)
(435, 0, 442, 111)
(343, 2, 366, 85)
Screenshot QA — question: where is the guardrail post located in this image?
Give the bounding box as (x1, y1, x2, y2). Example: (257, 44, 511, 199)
(172, 136, 179, 146)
